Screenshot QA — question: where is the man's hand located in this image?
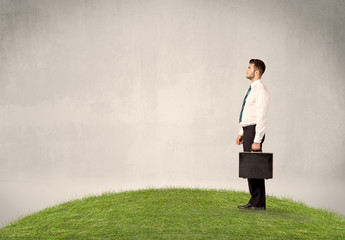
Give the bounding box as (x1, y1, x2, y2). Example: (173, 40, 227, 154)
(236, 135, 243, 145)
(251, 143, 261, 151)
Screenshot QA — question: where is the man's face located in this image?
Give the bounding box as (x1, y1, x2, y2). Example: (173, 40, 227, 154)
(246, 63, 256, 80)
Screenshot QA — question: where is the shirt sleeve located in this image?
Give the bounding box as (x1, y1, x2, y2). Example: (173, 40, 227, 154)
(254, 87, 270, 143)
(239, 127, 243, 136)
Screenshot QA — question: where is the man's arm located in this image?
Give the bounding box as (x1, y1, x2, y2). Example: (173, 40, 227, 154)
(236, 134, 243, 145)
(252, 87, 270, 150)
(236, 127, 244, 145)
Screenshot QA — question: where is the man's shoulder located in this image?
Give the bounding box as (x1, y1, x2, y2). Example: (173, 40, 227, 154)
(255, 81, 268, 90)
(254, 82, 269, 95)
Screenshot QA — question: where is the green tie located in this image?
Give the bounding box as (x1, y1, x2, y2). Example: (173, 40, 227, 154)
(239, 85, 251, 123)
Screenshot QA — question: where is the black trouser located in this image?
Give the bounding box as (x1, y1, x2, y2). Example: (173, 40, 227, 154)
(242, 125, 266, 209)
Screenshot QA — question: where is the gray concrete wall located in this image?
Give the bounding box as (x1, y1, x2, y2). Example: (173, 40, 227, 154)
(1, 0, 345, 226)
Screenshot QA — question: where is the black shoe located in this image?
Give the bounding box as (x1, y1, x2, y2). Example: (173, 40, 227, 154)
(237, 203, 252, 209)
(251, 206, 266, 210)
(238, 204, 266, 210)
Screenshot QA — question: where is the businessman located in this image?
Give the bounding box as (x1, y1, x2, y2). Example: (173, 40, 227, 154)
(236, 59, 270, 210)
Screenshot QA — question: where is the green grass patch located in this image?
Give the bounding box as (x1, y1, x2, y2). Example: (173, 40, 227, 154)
(1, 188, 344, 239)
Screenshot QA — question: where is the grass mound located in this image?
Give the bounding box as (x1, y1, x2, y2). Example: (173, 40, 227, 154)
(1, 188, 344, 239)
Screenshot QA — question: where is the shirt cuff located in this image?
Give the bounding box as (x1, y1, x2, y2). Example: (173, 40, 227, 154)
(254, 136, 262, 143)
(239, 128, 243, 136)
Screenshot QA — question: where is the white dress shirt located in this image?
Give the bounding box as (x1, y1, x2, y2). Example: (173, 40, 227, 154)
(239, 79, 270, 143)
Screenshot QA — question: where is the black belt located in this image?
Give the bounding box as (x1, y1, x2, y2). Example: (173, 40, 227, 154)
(242, 124, 256, 130)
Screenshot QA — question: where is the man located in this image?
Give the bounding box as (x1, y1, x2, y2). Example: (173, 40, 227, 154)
(236, 59, 270, 210)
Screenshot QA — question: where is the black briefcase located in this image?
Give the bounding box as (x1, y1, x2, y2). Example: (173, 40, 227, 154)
(239, 152, 273, 179)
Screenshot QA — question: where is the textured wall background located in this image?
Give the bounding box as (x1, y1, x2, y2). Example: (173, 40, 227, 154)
(1, 0, 345, 226)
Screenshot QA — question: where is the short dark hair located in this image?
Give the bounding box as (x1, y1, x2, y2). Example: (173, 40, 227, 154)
(249, 59, 266, 76)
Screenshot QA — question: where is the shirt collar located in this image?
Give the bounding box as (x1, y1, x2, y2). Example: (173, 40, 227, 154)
(250, 79, 261, 88)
